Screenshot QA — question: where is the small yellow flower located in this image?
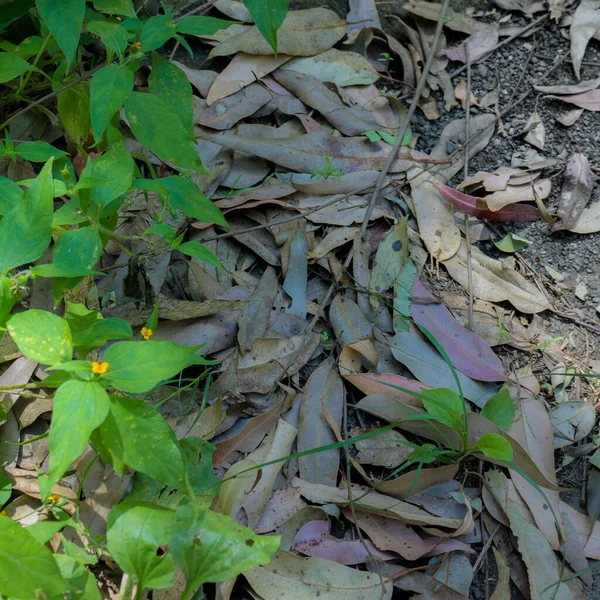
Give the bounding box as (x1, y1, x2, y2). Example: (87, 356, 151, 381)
(60, 167, 69, 176)
(140, 327, 153, 340)
(131, 41, 141, 51)
(47, 495, 61, 505)
(92, 361, 109, 375)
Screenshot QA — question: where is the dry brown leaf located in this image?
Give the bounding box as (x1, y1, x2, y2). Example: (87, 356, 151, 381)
(169, 399, 226, 441)
(297, 360, 343, 487)
(445, 29, 499, 63)
(347, 0, 381, 31)
(207, 53, 291, 105)
(551, 152, 596, 232)
(483, 179, 551, 211)
(556, 108, 584, 126)
(351, 428, 413, 468)
(209, 8, 347, 58)
(443, 241, 550, 313)
(535, 77, 600, 95)
(377, 464, 460, 500)
(454, 79, 478, 109)
(522, 108, 545, 150)
(490, 547, 511, 600)
(546, 90, 600, 111)
(255, 488, 308, 534)
(560, 511, 593, 587)
(0, 357, 37, 419)
(570, 0, 600, 79)
(172, 61, 217, 97)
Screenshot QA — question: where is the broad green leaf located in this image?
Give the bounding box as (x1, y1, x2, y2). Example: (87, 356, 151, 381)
(0, 517, 71, 598)
(92, 0, 135, 17)
(64, 301, 102, 336)
(86, 20, 128, 55)
(73, 318, 132, 350)
(159, 176, 227, 225)
(0, 160, 53, 272)
(47, 380, 110, 485)
(81, 143, 134, 212)
(0, 276, 20, 331)
(140, 14, 176, 52)
(243, 0, 289, 53)
(47, 360, 94, 376)
(14, 141, 66, 162)
(0, 52, 33, 83)
(124, 92, 203, 172)
(176, 15, 235, 37)
(26, 516, 74, 544)
(178, 241, 219, 267)
(494, 233, 532, 253)
(475, 433, 513, 461)
(421, 388, 464, 432)
(90, 65, 133, 141)
(0, 0, 35, 32)
(102, 340, 211, 393)
(3, 36, 44, 59)
(36, 0, 85, 66)
(107, 501, 176, 590)
(170, 502, 279, 598)
(0, 468, 11, 506)
(95, 395, 186, 490)
(32, 227, 103, 278)
(55, 554, 101, 600)
(7, 309, 72, 365)
(180, 437, 220, 502)
(149, 53, 194, 137)
(0, 176, 23, 214)
(480, 388, 515, 431)
(57, 83, 91, 143)
(143, 223, 175, 243)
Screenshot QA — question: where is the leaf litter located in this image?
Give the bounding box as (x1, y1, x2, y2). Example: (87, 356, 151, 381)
(4, 0, 600, 598)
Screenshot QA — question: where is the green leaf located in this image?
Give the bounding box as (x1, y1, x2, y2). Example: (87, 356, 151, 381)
(14, 141, 66, 162)
(242, 0, 288, 54)
(180, 437, 220, 503)
(0, 176, 23, 214)
(26, 517, 73, 545)
(421, 388, 464, 432)
(0, 516, 71, 598)
(176, 15, 235, 37)
(178, 241, 219, 267)
(7, 309, 72, 365)
(0, 468, 11, 506)
(57, 83, 91, 143)
(124, 92, 203, 172)
(159, 176, 226, 225)
(170, 502, 279, 598)
(64, 301, 102, 336)
(32, 227, 103, 278)
(494, 233, 532, 253)
(0, 52, 33, 83)
(36, 0, 85, 66)
(73, 318, 133, 350)
(140, 14, 176, 52)
(107, 501, 175, 591)
(149, 53, 194, 137)
(0, 276, 20, 331)
(94, 395, 186, 490)
(364, 130, 381, 143)
(55, 554, 101, 600)
(0, 0, 35, 32)
(92, 0, 135, 17)
(480, 388, 515, 431)
(410, 442, 452, 465)
(475, 433, 513, 461)
(86, 20, 128, 55)
(90, 65, 133, 142)
(0, 159, 53, 272)
(102, 340, 211, 393)
(143, 223, 175, 243)
(47, 380, 110, 485)
(81, 143, 134, 212)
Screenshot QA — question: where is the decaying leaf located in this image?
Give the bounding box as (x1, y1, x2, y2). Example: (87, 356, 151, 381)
(523, 108, 545, 149)
(549, 401, 596, 449)
(570, 0, 600, 79)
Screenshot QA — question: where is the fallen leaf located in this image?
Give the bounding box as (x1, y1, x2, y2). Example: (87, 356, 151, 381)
(280, 49, 379, 87)
(255, 488, 307, 534)
(341, 371, 429, 407)
(172, 61, 217, 97)
(560, 510, 593, 587)
(329, 295, 375, 352)
(351, 428, 413, 468)
(298, 360, 343, 487)
(169, 399, 226, 440)
(549, 401, 596, 448)
(534, 77, 600, 94)
(443, 241, 551, 313)
(556, 108, 584, 126)
(551, 152, 596, 232)
(292, 520, 397, 564)
(484, 180, 551, 211)
(403, 1, 491, 34)
(300, 194, 390, 226)
(273, 70, 379, 136)
(454, 79, 478, 110)
(347, 0, 381, 31)
(237, 266, 279, 354)
(426, 551, 473, 597)
(207, 53, 291, 104)
(569, 198, 600, 233)
(490, 547, 511, 600)
(209, 8, 347, 58)
(389, 331, 500, 407)
(546, 90, 600, 111)
(377, 463, 460, 500)
(283, 227, 308, 318)
(570, 0, 600, 79)
(244, 551, 393, 599)
(243, 418, 297, 528)
(445, 29, 499, 63)
(410, 279, 507, 382)
(485, 471, 575, 600)
(523, 108, 545, 149)
(289, 170, 381, 195)
(435, 182, 542, 222)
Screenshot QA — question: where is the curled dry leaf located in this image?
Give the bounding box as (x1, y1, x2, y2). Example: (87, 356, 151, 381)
(490, 547, 511, 600)
(351, 428, 413, 468)
(255, 488, 307, 534)
(209, 8, 347, 58)
(347, 0, 381, 31)
(443, 241, 550, 313)
(551, 152, 596, 232)
(534, 77, 600, 95)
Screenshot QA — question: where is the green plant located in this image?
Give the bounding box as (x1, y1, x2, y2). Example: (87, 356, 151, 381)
(0, 0, 292, 597)
(313, 154, 342, 180)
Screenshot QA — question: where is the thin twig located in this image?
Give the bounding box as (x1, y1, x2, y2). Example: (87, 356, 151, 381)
(472, 522, 501, 575)
(503, 37, 536, 113)
(463, 46, 474, 331)
(360, 0, 451, 241)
